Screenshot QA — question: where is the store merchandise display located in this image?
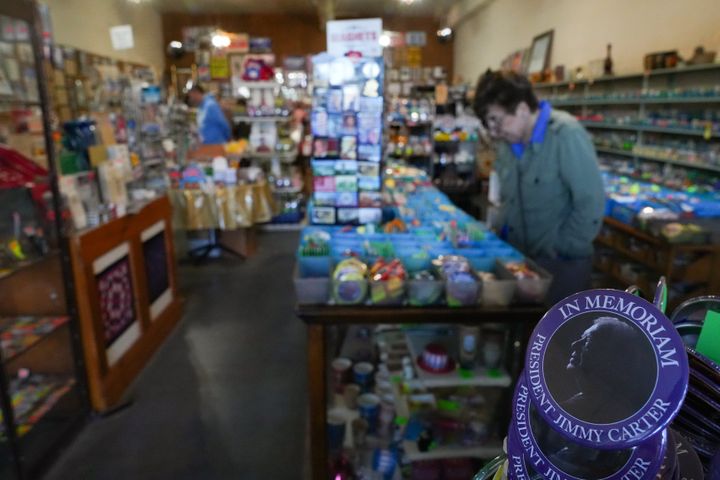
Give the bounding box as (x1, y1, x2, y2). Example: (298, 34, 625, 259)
(309, 54, 384, 225)
(0, 316, 69, 360)
(167, 159, 275, 231)
(325, 323, 515, 479)
(536, 64, 720, 180)
(594, 172, 720, 306)
(593, 130, 720, 173)
(0, 374, 76, 439)
(296, 166, 550, 307)
(386, 95, 435, 174)
(432, 103, 482, 195)
(603, 172, 720, 227)
(493, 286, 704, 479)
(0, 7, 88, 478)
(0, 146, 53, 275)
(548, 85, 720, 105)
(386, 66, 448, 98)
(579, 110, 720, 138)
(230, 52, 305, 224)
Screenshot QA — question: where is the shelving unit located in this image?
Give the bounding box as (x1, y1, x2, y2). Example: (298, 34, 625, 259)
(233, 81, 303, 225)
(593, 217, 720, 307)
(232, 115, 290, 123)
(386, 92, 436, 176)
(403, 441, 504, 462)
(298, 305, 545, 480)
(580, 121, 719, 139)
(242, 150, 297, 162)
(0, 3, 89, 479)
(537, 65, 720, 298)
(594, 146, 720, 173)
(536, 64, 720, 174)
(404, 332, 512, 389)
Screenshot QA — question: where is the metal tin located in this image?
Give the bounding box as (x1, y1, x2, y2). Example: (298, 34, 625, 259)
(525, 289, 688, 449)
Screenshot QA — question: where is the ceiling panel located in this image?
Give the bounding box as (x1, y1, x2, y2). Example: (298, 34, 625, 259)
(154, 0, 316, 14)
(153, 0, 458, 19)
(335, 0, 459, 19)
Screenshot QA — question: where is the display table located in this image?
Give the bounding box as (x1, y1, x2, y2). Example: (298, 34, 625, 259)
(167, 183, 275, 231)
(68, 196, 183, 412)
(296, 304, 545, 480)
(168, 183, 276, 259)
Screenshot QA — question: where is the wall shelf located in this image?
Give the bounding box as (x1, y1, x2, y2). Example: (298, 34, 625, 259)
(553, 96, 720, 107)
(232, 115, 290, 123)
(582, 121, 718, 138)
(595, 146, 720, 173)
(535, 63, 720, 89)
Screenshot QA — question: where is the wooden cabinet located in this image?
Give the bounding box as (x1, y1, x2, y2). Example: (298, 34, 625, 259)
(69, 196, 183, 412)
(594, 217, 720, 308)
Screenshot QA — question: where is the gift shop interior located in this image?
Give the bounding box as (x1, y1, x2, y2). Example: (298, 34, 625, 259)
(1, 0, 720, 479)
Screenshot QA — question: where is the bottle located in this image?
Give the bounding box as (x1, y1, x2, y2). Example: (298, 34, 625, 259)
(458, 325, 480, 369)
(604, 43, 614, 76)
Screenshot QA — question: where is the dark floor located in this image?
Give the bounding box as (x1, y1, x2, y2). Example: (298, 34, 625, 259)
(44, 232, 308, 480)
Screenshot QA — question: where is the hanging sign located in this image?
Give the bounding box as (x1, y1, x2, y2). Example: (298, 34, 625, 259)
(407, 46, 422, 68)
(405, 31, 426, 46)
(226, 33, 249, 53)
(327, 18, 382, 57)
(210, 54, 229, 79)
(109, 25, 134, 51)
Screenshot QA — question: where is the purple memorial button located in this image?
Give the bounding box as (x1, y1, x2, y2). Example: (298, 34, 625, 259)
(524, 289, 689, 449)
(512, 375, 667, 480)
(506, 425, 542, 480)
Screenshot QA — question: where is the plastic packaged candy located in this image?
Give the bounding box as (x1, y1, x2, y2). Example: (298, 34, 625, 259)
(332, 258, 368, 305)
(408, 270, 444, 307)
(505, 261, 540, 280)
(432, 255, 471, 275)
(369, 259, 406, 305)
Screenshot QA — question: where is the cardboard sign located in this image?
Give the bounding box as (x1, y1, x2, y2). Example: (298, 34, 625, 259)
(407, 46, 422, 68)
(227, 33, 249, 53)
(327, 18, 382, 57)
(210, 55, 229, 79)
(109, 25, 134, 51)
(405, 31, 426, 46)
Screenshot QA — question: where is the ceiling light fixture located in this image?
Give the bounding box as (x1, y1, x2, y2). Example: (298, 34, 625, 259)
(399, 0, 419, 5)
(211, 33, 231, 49)
(437, 27, 453, 42)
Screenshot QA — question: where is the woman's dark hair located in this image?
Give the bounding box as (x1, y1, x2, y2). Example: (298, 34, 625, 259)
(473, 69, 539, 123)
(190, 84, 205, 94)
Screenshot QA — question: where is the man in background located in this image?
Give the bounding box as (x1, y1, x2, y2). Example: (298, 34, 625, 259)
(187, 85, 231, 145)
(473, 70, 605, 304)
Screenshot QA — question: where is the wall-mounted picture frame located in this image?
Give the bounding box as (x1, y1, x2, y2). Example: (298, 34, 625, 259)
(527, 30, 554, 75)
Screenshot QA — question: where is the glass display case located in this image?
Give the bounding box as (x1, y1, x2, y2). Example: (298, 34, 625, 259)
(0, 1, 88, 478)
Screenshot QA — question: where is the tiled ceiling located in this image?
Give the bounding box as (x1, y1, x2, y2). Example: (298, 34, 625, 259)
(153, 0, 459, 19)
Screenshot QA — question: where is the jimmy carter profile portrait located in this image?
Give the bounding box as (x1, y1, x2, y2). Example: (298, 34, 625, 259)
(548, 315, 656, 424)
